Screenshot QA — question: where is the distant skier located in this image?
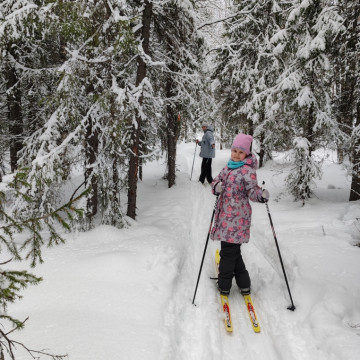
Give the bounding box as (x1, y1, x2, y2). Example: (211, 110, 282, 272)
(210, 133, 269, 295)
(196, 123, 215, 184)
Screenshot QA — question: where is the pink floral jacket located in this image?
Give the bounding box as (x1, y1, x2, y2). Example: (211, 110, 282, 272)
(210, 153, 263, 244)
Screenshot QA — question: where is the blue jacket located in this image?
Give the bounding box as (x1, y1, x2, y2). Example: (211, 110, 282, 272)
(199, 126, 215, 158)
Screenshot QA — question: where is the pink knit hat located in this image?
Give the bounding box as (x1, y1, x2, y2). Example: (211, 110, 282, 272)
(231, 133, 253, 154)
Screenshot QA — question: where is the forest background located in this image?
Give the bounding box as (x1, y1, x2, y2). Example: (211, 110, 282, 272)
(0, 0, 359, 359)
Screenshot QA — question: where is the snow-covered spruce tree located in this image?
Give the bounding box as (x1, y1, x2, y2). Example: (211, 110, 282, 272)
(194, 0, 231, 150)
(286, 136, 321, 205)
(209, 1, 274, 156)
(124, 0, 210, 200)
(16, 0, 137, 229)
(211, 1, 254, 147)
(268, 0, 343, 202)
(211, 0, 287, 165)
(152, 0, 209, 187)
(331, 1, 360, 201)
(184, 0, 214, 145)
(0, 0, 36, 173)
(0, 0, 67, 175)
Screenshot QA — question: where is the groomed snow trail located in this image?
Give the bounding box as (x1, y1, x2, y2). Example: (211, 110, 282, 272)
(160, 142, 360, 360)
(158, 144, 289, 360)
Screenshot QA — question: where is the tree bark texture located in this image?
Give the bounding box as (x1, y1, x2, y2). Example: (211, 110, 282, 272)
(126, 0, 152, 219)
(166, 71, 179, 188)
(349, 113, 360, 201)
(85, 115, 99, 217)
(259, 131, 265, 168)
(338, 3, 360, 200)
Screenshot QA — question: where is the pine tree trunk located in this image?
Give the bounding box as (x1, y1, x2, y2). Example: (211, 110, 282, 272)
(111, 154, 121, 222)
(139, 157, 143, 181)
(138, 131, 145, 181)
(126, 0, 152, 219)
(6, 63, 23, 173)
(337, 2, 360, 200)
(349, 149, 360, 201)
(350, 114, 360, 201)
(258, 112, 265, 168)
(85, 115, 99, 218)
(259, 132, 265, 168)
(305, 105, 315, 198)
(166, 72, 178, 188)
(337, 144, 344, 164)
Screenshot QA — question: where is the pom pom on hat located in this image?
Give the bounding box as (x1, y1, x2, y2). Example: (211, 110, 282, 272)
(231, 133, 253, 154)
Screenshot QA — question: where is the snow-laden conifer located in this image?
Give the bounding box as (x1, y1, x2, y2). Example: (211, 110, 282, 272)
(212, 0, 283, 155)
(151, 0, 210, 187)
(15, 0, 136, 229)
(269, 0, 344, 201)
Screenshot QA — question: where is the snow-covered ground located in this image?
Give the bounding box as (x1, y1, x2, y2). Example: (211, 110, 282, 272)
(7, 142, 360, 360)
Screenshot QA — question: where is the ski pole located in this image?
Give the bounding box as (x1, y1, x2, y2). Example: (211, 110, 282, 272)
(192, 195, 219, 305)
(262, 184, 295, 311)
(190, 142, 198, 180)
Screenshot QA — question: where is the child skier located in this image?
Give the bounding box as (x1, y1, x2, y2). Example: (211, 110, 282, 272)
(210, 133, 269, 295)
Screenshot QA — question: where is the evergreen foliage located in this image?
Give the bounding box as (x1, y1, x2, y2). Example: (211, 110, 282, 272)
(211, 0, 358, 202)
(0, 170, 86, 359)
(268, 0, 343, 200)
(152, 0, 209, 187)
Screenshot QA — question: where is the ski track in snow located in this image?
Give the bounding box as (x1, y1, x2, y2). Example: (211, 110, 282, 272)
(160, 144, 360, 360)
(160, 146, 296, 360)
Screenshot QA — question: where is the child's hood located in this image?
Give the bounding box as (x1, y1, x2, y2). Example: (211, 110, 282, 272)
(243, 152, 258, 170)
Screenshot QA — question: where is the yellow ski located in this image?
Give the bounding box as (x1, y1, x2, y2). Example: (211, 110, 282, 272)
(216, 249, 261, 333)
(220, 294, 233, 332)
(215, 249, 233, 332)
(243, 294, 261, 333)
